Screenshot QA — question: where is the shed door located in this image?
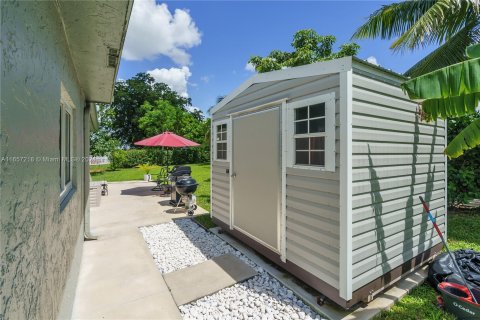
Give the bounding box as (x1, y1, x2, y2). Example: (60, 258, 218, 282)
(232, 107, 281, 252)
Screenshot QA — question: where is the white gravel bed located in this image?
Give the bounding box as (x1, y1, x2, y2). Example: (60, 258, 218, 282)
(140, 219, 327, 320)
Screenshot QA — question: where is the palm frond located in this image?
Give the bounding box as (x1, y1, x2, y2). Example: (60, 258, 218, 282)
(422, 92, 480, 120)
(445, 118, 480, 158)
(352, 1, 435, 40)
(405, 24, 479, 77)
(391, 0, 476, 52)
(401, 57, 480, 100)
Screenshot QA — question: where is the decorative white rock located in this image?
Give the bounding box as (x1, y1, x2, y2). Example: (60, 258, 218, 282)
(141, 220, 327, 320)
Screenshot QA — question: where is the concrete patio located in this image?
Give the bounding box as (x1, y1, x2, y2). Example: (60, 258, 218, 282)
(70, 180, 430, 320)
(71, 181, 207, 319)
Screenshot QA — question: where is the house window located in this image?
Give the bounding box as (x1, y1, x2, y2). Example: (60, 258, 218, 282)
(61, 104, 73, 197)
(216, 123, 228, 160)
(287, 93, 335, 171)
(294, 103, 326, 166)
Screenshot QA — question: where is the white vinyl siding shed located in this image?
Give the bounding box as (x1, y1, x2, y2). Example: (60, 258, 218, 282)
(209, 57, 446, 308)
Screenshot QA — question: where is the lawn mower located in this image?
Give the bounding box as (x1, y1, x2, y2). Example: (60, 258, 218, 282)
(420, 196, 480, 319)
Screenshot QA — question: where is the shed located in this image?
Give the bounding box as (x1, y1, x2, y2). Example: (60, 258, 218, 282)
(209, 56, 447, 308)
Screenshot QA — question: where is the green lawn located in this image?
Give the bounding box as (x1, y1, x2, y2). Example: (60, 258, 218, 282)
(91, 163, 211, 212)
(92, 164, 480, 318)
(375, 209, 480, 320)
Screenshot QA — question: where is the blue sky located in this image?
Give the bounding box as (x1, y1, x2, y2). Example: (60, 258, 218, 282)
(118, 1, 435, 115)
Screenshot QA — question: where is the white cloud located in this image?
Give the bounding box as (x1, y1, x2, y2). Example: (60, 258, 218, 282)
(123, 1, 202, 65)
(200, 76, 210, 83)
(147, 66, 192, 97)
(245, 62, 256, 72)
(367, 56, 379, 66)
(186, 105, 200, 113)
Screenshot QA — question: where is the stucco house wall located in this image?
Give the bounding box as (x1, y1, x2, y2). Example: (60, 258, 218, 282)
(1, 2, 87, 319)
(0, 1, 135, 318)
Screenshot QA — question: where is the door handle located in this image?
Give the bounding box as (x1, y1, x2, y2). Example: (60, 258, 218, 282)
(231, 173, 237, 178)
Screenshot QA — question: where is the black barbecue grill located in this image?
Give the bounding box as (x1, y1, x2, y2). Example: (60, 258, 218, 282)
(168, 166, 198, 215)
(175, 176, 198, 195)
(168, 166, 192, 205)
(169, 166, 191, 181)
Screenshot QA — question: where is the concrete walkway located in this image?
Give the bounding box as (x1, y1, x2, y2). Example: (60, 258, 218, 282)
(71, 181, 207, 320)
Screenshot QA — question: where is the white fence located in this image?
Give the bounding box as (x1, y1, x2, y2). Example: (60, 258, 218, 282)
(89, 156, 110, 165)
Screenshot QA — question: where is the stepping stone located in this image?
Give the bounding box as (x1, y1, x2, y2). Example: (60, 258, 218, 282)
(163, 253, 257, 305)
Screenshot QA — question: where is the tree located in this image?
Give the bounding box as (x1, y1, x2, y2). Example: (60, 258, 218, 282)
(137, 99, 211, 165)
(248, 29, 360, 73)
(401, 43, 480, 158)
(90, 104, 120, 156)
(352, 0, 480, 77)
(109, 73, 191, 146)
(138, 100, 209, 144)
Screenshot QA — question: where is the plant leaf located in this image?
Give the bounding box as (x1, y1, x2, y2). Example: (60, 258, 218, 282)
(405, 24, 480, 77)
(445, 118, 480, 158)
(466, 43, 480, 58)
(422, 92, 480, 120)
(401, 57, 480, 100)
(352, 0, 479, 52)
(352, 1, 436, 40)
(390, 0, 476, 52)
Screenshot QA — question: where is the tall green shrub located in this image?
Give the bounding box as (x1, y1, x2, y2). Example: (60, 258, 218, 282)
(124, 149, 149, 167)
(109, 150, 127, 170)
(447, 112, 480, 206)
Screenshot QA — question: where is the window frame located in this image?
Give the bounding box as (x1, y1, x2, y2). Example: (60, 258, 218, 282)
(213, 119, 231, 162)
(60, 102, 73, 199)
(286, 92, 336, 172)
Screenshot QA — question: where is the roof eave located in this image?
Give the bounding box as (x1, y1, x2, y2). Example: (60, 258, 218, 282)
(210, 56, 353, 115)
(58, 0, 134, 104)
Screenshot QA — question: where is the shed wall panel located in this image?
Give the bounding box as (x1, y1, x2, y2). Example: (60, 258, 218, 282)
(284, 77, 341, 289)
(211, 161, 230, 224)
(351, 73, 446, 291)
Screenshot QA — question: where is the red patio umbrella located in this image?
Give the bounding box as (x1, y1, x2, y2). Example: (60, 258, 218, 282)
(134, 131, 200, 147)
(134, 132, 200, 180)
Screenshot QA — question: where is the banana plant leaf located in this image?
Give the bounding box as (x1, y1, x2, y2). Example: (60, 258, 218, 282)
(445, 118, 480, 158)
(401, 57, 480, 100)
(422, 92, 480, 121)
(466, 43, 480, 59)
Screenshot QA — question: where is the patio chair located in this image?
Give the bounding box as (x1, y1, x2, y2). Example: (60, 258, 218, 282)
(152, 166, 171, 193)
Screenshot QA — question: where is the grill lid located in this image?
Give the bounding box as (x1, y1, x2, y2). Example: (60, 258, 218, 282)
(175, 177, 197, 187)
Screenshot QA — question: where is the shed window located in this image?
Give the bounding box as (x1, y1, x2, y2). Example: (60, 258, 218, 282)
(216, 123, 228, 160)
(287, 93, 335, 171)
(60, 103, 73, 198)
(294, 103, 326, 166)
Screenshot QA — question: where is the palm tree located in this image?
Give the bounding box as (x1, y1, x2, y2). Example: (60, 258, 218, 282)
(352, 0, 480, 77)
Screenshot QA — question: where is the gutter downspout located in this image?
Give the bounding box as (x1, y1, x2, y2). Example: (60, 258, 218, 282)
(84, 103, 97, 240)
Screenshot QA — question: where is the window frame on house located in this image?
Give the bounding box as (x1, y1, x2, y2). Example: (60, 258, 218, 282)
(286, 92, 336, 172)
(213, 119, 231, 162)
(60, 102, 74, 200)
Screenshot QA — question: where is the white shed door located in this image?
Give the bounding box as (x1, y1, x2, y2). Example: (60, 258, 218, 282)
(232, 107, 281, 252)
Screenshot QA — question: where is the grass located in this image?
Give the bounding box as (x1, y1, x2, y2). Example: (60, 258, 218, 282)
(91, 163, 211, 212)
(375, 209, 480, 320)
(194, 213, 217, 229)
(92, 164, 480, 318)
